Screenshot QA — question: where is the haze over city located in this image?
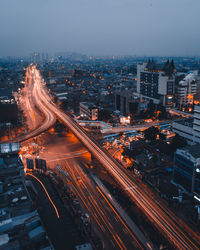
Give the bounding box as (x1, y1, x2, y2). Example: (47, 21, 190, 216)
(1, 1, 200, 250)
(0, 0, 200, 57)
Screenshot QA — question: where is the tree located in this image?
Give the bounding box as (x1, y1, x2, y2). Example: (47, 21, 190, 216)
(170, 134, 187, 152)
(98, 109, 111, 122)
(144, 126, 159, 142)
(0, 103, 18, 123)
(159, 132, 166, 141)
(157, 105, 168, 120)
(153, 105, 168, 120)
(122, 148, 134, 159)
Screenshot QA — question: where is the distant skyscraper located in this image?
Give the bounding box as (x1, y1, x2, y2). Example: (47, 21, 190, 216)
(41, 53, 49, 62)
(30, 52, 41, 63)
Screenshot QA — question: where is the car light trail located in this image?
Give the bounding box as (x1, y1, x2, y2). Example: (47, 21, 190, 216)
(9, 67, 56, 143)
(26, 172, 60, 219)
(96, 186, 144, 249)
(24, 66, 200, 249)
(63, 161, 131, 249)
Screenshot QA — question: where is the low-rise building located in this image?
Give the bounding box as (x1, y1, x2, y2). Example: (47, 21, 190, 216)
(0, 89, 15, 104)
(115, 90, 147, 116)
(0, 144, 53, 250)
(80, 102, 98, 120)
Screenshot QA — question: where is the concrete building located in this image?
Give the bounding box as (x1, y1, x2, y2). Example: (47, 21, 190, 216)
(115, 90, 147, 116)
(80, 102, 98, 120)
(173, 119, 194, 145)
(172, 105, 200, 145)
(193, 104, 200, 143)
(176, 72, 197, 107)
(137, 60, 175, 106)
(0, 143, 53, 249)
(173, 145, 200, 200)
(0, 89, 15, 104)
(30, 52, 41, 64)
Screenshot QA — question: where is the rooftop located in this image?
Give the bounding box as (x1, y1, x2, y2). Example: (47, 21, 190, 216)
(0, 89, 13, 98)
(180, 144, 200, 159)
(0, 153, 53, 249)
(144, 59, 176, 75)
(0, 143, 20, 155)
(174, 118, 193, 128)
(80, 101, 97, 109)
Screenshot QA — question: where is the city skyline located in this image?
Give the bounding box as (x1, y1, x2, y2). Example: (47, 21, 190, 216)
(1, 1, 200, 248)
(0, 0, 200, 57)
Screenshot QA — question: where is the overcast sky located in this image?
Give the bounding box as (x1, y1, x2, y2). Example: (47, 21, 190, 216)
(0, 0, 199, 57)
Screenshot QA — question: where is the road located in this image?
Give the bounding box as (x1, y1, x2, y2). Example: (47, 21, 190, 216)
(35, 132, 147, 249)
(166, 108, 193, 118)
(59, 160, 144, 249)
(101, 119, 183, 134)
(27, 65, 200, 249)
(11, 67, 56, 143)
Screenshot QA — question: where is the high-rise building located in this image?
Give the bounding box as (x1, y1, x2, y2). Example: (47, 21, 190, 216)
(137, 60, 176, 106)
(30, 52, 41, 63)
(173, 144, 200, 200)
(172, 104, 200, 145)
(41, 53, 49, 62)
(193, 104, 200, 143)
(176, 72, 197, 107)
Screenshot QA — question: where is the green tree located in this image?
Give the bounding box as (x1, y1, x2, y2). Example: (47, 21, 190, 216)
(98, 109, 111, 122)
(144, 126, 159, 142)
(159, 132, 166, 141)
(170, 133, 187, 152)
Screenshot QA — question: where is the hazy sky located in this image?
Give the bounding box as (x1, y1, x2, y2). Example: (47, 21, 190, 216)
(0, 0, 199, 57)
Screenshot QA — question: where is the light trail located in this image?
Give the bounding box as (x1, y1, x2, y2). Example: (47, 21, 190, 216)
(26, 172, 60, 219)
(25, 65, 200, 249)
(96, 186, 144, 249)
(63, 162, 128, 249)
(60, 159, 143, 249)
(46, 150, 89, 162)
(10, 67, 56, 143)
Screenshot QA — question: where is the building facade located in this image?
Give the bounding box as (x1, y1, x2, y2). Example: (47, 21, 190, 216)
(173, 145, 200, 200)
(176, 72, 197, 107)
(172, 105, 200, 145)
(80, 102, 98, 120)
(115, 90, 146, 116)
(137, 60, 175, 106)
(193, 104, 200, 143)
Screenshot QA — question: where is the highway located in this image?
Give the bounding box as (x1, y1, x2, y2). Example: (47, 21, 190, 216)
(28, 65, 200, 249)
(59, 160, 145, 249)
(11, 67, 56, 143)
(35, 132, 148, 249)
(19, 72, 150, 249)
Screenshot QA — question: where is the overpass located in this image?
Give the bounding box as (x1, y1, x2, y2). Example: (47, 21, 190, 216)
(25, 66, 200, 249)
